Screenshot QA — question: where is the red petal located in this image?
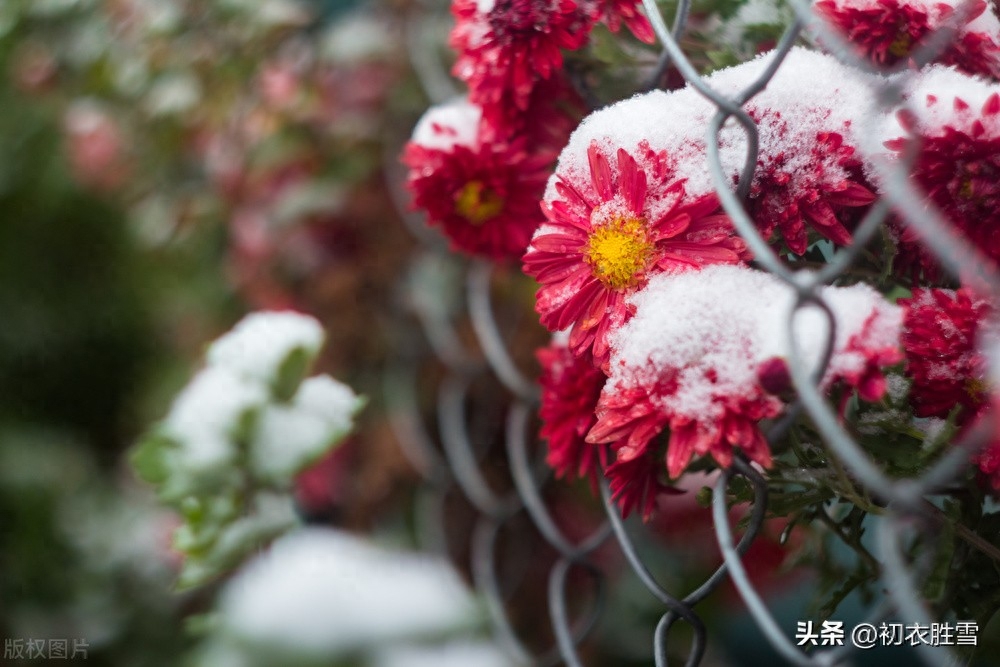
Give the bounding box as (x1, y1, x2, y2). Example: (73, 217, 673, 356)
(983, 92, 1000, 115)
(617, 148, 648, 215)
(666, 422, 698, 479)
(588, 143, 615, 202)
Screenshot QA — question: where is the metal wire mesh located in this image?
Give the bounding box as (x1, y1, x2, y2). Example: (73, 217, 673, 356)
(386, 1, 999, 665)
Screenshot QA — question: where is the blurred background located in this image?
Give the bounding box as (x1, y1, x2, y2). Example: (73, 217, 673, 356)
(2, 1, 993, 666)
(0, 1, 424, 664)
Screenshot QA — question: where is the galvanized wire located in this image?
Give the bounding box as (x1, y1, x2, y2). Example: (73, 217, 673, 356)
(385, 0, 1000, 665)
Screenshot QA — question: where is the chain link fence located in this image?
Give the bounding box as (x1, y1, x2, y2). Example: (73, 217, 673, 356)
(385, 1, 999, 665)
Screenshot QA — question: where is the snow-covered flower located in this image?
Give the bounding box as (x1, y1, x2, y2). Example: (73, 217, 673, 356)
(878, 67, 1000, 280)
(160, 366, 268, 486)
(450, 0, 593, 117)
(587, 265, 902, 492)
(537, 337, 608, 482)
(901, 287, 991, 422)
(702, 48, 879, 255)
(815, 0, 1000, 78)
(404, 98, 554, 260)
(523, 140, 747, 367)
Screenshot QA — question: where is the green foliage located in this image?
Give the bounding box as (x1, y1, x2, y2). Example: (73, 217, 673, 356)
(132, 313, 364, 589)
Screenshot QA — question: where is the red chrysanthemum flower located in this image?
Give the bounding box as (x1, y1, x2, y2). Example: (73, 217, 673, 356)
(523, 141, 749, 367)
(815, 0, 1000, 78)
(450, 0, 593, 115)
(698, 48, 880, 256)
(885, 80, 1000, 280)
(748, 122, 876, 255)
(584, 265, 901, 499)
(592, 0, 655, 44)
(815, 0, 935, 67)
(537, 339, 608, 482)
(900, 287, 1000, 489)
(605, 448, 679, 520)
(404, 99, 554, 260)
(900, 287, 991, 422)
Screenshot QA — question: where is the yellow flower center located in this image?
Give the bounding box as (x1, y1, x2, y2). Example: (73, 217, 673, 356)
(966, 376, 988, 400)
(585, 215, 654, 290)
(889, 31, 913, 58)
(959, 175, 975, 200)
(455, 181, 504, 225)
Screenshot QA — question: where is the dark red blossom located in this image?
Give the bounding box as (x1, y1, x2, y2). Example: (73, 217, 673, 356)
(523, 141, 748, 368)
(815, 0, 1000, 78)
(479, 73, 586, 150)
(404, 101, 553, 260)
(537, 340, 608, 482)
(816, 0, 935, 67)
(749, 118, 876, 255)
(901, 287, 991, 423)
(450, 0, 593, 116)
(887, 91, 1000, 280)
(900, 287, 1000, 489)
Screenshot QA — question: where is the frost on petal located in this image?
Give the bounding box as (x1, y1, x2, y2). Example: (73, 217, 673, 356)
(526, 136, 746, 367)
(207, 311, 325, 392)
(219, 529, 480, 658)
(250, 375, 365, 483)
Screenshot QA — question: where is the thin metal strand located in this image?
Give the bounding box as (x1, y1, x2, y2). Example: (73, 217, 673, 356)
(712, 462, 821, 667)
(468, 261, 542, 403)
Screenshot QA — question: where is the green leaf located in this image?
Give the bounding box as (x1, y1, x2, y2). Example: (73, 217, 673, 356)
(273, 346, 312, 403)
(129, 431, 175, 484)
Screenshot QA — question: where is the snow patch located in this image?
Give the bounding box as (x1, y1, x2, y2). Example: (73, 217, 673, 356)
(220, 528, 479, 656)
(411, 98, 482, 152)
(607, 265, 901, 420)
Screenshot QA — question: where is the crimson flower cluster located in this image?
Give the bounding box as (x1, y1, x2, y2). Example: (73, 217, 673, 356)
(405, 1, 1000, 518)
(521, 49, 908, 517)
(816, 0, 1000, 78)
(404, 0, 654, 261)
(901, 287, 1000, 487)
(884, 70, 1000, 281)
